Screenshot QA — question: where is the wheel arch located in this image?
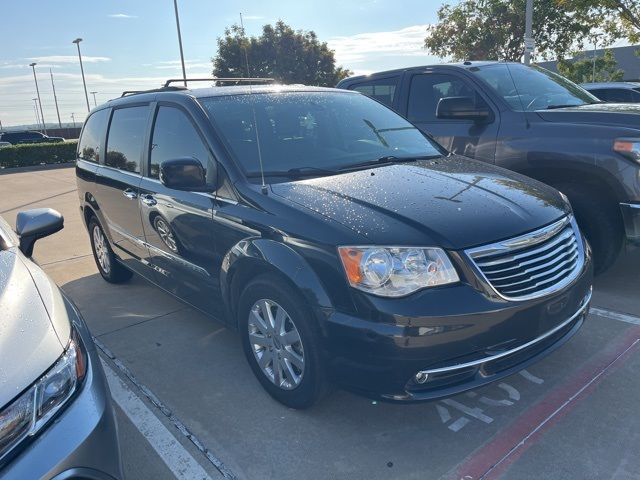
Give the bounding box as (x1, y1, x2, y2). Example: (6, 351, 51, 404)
(221, 238, 333, 329)
(518, 164, 624, 208)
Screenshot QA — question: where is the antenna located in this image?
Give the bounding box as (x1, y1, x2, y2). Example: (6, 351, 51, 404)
(240, 12, 268, 195)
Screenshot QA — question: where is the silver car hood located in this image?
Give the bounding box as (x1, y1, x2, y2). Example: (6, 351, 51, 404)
(0, 249, 69, 409)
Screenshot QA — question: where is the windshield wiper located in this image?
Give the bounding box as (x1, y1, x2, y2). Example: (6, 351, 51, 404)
(545, 104, 584, 110)
(341, 154, 441, 171)
(250, 166, 338, 178)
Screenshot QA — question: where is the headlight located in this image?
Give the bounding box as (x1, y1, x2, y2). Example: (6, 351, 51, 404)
(614, 138, 640, 163)
(338, 246, 460, 297)
(0, 329, 86, 463)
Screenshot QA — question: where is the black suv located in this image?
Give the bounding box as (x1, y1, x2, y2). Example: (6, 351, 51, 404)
(76, 83, 592, 408)
(338, 62, 640, 273)
(581, 82, 640, 103)
(0, 130, 65, 145)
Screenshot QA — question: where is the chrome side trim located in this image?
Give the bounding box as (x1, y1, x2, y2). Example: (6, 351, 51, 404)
(107, 222, 210, 277)
(620, 202, 640, 209)
(467, 216, 570, 258)
(417, 287, 592, 376)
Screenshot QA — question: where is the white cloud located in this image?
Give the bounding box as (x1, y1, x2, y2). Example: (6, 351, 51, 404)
(328, 24, 434, 66)
(242, 15, 264, 21)
(0, 62, 61, 70)
(154, 59, 212, 70)
(108, 13, 137, 19)
(27, 55, 111, 64)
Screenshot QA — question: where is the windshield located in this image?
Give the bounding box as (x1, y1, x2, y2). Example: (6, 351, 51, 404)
(198, 91, 443, 178)
(472, 63, 599, 111)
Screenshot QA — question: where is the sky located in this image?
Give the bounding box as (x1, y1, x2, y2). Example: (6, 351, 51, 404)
(0, 0, 452, 127)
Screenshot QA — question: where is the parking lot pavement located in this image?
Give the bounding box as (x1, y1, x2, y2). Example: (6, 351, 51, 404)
(1, 165, 639, 480)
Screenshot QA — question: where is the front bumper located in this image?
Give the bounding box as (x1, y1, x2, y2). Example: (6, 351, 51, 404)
(620, 202, 640, 244)
(1, 302, 122, 480)
(321, 252, 593, 402)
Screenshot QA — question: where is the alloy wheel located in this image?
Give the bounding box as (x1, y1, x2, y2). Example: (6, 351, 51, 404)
(248, 299, 305, 390)
(92, 225, 111, 274)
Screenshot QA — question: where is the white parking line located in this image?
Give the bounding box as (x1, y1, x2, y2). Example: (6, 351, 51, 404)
(591, 307, 640, 326)
(101, 359, 214, 480)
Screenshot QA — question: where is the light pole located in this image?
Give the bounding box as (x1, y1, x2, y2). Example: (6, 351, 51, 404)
(29, 63, 47, 134)
(49, 69, 62, 128)
(173, 0, 187, 86)
(90, 91, 98, 107)
(72, 38, 91, 113)
(523, 0, 533, 65)
(71, 113, 77, 129)
(592, 36, 599, 83)
(33, 98, 42, 131)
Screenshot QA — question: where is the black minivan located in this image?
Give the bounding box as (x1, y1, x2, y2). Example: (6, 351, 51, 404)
(76, 83, 593, 408)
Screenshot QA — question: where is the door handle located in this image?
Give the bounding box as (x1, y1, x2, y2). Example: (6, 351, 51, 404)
(122, 189, 138, 200)
(140, 194, 157, 206)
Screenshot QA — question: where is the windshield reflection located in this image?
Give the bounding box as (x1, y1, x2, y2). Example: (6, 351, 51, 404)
(198, 91, 443, 179)
(472, 64, 600, 112)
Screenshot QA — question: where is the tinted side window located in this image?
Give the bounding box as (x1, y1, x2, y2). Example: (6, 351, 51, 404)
(587, 89, 607, 101)
(408, 74, 483, 122)
(606, 88, 633, 102)
(78, 109, 108, 163)
(351, 77, 399, 107)
(149, 106, 211, 180)
(105, 106, 149, 173)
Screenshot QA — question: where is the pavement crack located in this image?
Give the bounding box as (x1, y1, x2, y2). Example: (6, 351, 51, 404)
(0, 188, 77, 214)
(41, 253, 92, 266)
(95, 307, 187, 338)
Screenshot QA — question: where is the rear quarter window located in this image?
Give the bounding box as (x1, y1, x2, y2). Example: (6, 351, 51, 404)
(350, 76, 399, 107)
(78, 109, 109, 163)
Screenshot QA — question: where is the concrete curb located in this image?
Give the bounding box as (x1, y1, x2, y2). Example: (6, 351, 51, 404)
(0, 162, 75, 175)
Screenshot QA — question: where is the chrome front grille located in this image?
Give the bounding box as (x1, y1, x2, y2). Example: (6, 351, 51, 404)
(466, 216, 584, 301)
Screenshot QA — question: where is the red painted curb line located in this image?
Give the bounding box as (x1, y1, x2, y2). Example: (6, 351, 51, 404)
(453, 325, 640, 480)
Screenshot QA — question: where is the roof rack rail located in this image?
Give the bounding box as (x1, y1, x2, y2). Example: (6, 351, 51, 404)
(163, 77, 275, 87)
(120, 86, 188, 98)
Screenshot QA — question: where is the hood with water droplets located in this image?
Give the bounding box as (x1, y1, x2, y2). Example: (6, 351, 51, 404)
(270, 155, 569, 249)
(0, 250, 65, 409)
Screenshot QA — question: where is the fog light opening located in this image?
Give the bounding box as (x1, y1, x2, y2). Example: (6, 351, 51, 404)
(415, 372, 429, 384)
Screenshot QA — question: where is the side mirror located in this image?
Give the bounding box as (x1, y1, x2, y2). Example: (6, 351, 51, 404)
(436, 96, 491, 122)
(15, 208, 64, 257)
(159, 158, 214, 191)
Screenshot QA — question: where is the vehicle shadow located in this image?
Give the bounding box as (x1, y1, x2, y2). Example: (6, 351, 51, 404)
(59, 268, 620, 480)
(593, 245, 640, 316)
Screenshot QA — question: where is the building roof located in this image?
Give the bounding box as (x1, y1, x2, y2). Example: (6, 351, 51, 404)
(537, 45, 640, 82)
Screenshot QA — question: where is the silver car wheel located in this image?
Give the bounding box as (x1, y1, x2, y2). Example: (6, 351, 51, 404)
(155, 217, 178, 253)
(248, 299, 305, 390)
(92, 225, 111, 274)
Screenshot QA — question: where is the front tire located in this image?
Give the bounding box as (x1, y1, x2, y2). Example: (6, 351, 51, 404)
(88, 217, 133, 284)
(238, 274, 328, 409)
(558, 185, 623, 275)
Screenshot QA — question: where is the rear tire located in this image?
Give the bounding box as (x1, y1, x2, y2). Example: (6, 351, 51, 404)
(557, 185, 623, 275)
(88, 217, 133, 284)
(238, 274, 328, 409)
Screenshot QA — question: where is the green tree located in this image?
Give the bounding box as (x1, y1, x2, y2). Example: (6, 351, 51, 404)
(213, 21, 351, 87)
(558, 0, 640, 44)
(557, 49, 624, 83)
(424, 0, 594, 61)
